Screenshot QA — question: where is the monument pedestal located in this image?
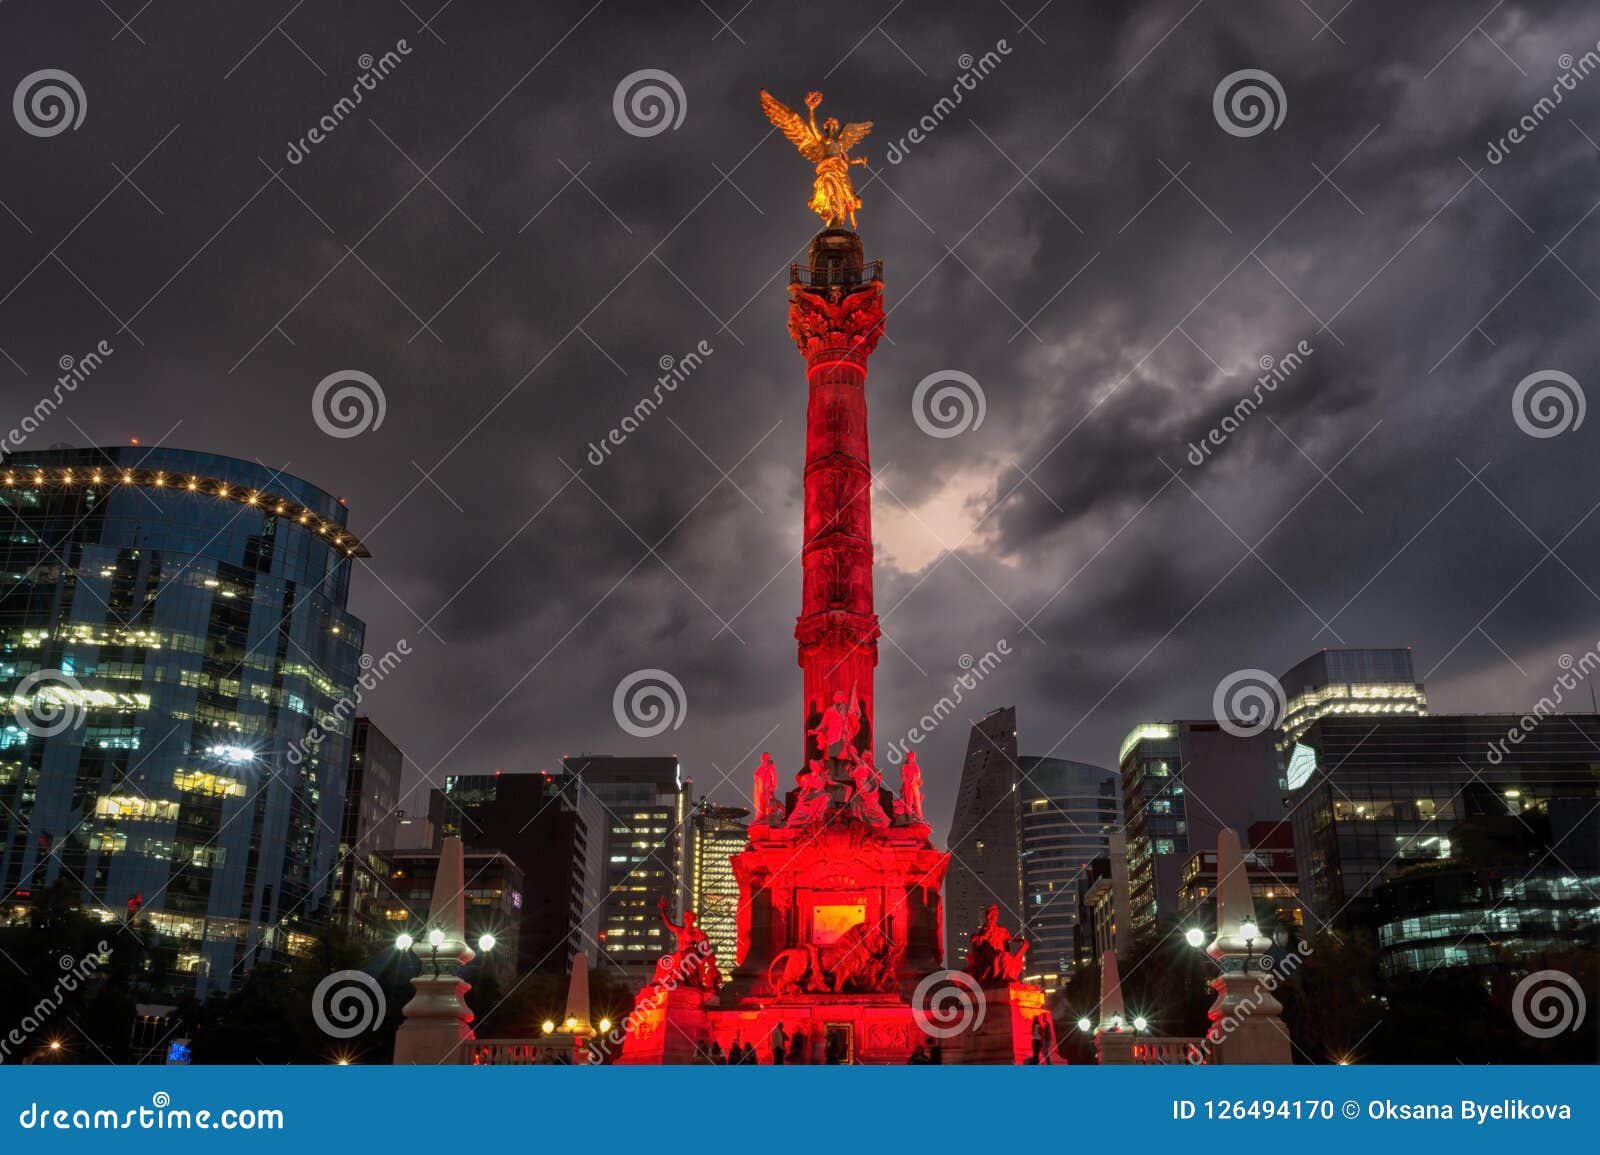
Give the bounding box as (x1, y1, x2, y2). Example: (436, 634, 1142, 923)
(946, 982, 1049, 1065)
(392, 837, 476, 1065)
(1206, 963, 1292, 1064)
(613, 985, 715, 1065)
(393, 994, 474, 1066)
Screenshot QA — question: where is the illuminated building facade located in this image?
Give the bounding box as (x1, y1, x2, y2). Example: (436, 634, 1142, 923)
(1371, 802, 1599, 975)
(1175, 820, 1301, 937)
(387, 847, 523, 988)
(946, 706, 1021, 968)
(441, 769, 604, 974)
(0, 445, 366, 994)
(333, 716, 403, 945)
(1016, 756, 1119, 991)
(1277, 647, 1427, 752)
(1289, 714, 1600, 923)
(689, 800, 749, 970)
(1072, 834, 1131, 970)
(563, 754, 687, 988)
(1118, 720, 1283, 939)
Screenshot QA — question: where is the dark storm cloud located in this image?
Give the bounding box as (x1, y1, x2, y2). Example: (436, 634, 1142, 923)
(4, 1, 1600, 835)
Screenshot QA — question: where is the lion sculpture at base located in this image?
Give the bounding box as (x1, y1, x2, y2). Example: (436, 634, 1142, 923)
(767, 921, 900, 996)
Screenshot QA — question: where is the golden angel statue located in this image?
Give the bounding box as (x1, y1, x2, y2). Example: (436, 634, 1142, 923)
(759, 90, 873, 229)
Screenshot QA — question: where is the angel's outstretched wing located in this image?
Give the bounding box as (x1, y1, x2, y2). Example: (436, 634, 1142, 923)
(760, 90, 822, 161)
(836, 120, 873, 153)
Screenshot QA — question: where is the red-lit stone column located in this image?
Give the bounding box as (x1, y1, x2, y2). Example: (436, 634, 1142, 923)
(787, 228, 885, 766)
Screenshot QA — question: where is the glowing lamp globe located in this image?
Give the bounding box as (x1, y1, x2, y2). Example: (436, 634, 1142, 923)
(477, 932, 496, 952)
(1184, 927, 1205, 948)
(395, 933, 413, 951)
(1133, 1016, 1148, 1032)
(1077, 1017, 1092, 1032)
(542, 1020, 555, 1034)
(1239, 920, 1259, 943)
(427, 928, 445, 947)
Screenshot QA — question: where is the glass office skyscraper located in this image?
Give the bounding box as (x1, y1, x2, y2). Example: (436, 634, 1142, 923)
(0, 445, 367, 994)
(563, 754, 687, 988)
(690, 800, 750, 971)
(1289, 713, 1600, 923)
(1278, 647, 1427, 752)
(1016, 756, 1119, 991)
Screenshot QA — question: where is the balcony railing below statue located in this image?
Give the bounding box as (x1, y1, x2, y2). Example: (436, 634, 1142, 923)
(790, 258, 883, 290)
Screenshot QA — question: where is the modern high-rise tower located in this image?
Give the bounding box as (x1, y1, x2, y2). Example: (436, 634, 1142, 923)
(946, 707, 1021, 968)
(689, 800, 749, 970)
(0, 445, 368, 994)
(1016, 756, 1120, 991)
(563, 754, 688, 988)
(1277, 647, 1427, 751)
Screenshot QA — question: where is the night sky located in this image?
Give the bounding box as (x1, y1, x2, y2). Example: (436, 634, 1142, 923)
(4, 0, 1600, 843)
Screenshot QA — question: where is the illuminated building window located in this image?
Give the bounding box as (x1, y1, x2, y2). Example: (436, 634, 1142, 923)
(94, 796, 180, 822)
